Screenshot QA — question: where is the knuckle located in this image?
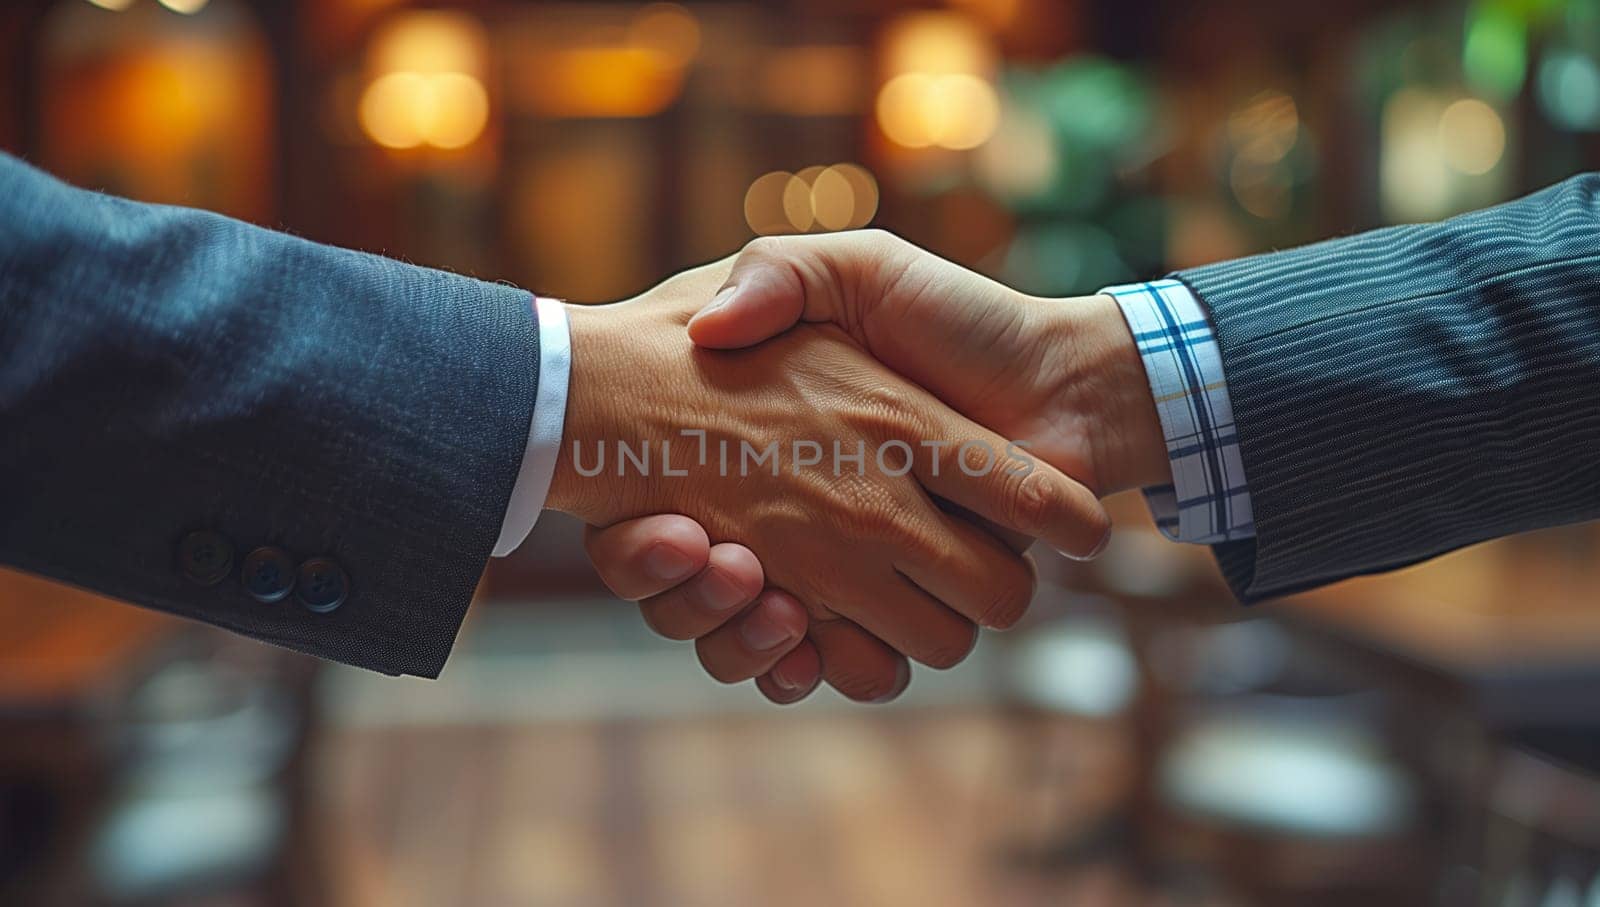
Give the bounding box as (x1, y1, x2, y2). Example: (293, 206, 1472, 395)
(1006, 469, 1059, 536)
(832, 476, 907, 541)
(741, 235, 788, 264)
(958, 441, 995, 476)
(858, 379, 912, 415)
(849, 386, 926, 444)
(858, 227, 901, 252)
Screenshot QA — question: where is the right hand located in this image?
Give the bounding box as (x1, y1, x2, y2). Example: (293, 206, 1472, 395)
(547, 258, 1111, 702)
(580, 513, 822, 704)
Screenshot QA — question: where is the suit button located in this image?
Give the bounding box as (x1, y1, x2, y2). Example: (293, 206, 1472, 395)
(296, 557, 348, 613)
(241, 547, 296, 603)
(178, 531, 234, 586)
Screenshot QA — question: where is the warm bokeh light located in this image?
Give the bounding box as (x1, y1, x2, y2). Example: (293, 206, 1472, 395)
(1228, 90, 1299, 164)
(358, 71, 489, 150)
(809, 167, 856, 230)
(1382, 89, 1453, 221)
(829, 163, 880, 229)
(627, 3, 701, 68)
(84, 0, 136, 10)
(420, 72, 489, 149)
(782, 172, 816, 232)
(876, 72, 1000, 150)
(931, 74, 1001, 149)
(877, 73, 937, 148)
(359, 71, 426, 149)
(744, 164, 879, 235)
(743, 171, 794, 235)
(882, 11, 995, 79)
(1381, 88, 1508, 222)
(1437, 98, 1505, 175)
(360, 11, 491, 151)
(157, 0, 211, 13)
(369, 10, 489, 80)
(876, 8, 999, 151)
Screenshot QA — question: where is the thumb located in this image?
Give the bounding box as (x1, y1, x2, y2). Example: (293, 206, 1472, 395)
(687, 231, 909, 349)
(686, 239, 812, 349)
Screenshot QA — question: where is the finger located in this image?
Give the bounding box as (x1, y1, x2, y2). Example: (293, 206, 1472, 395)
(914, 424, 1112, 561)
(834, 572, 979, 670)
(583, 515, 710, 601)
(756, 640, 823, 704)
(895, 515, 1039, 631)
(686, 231, 911, 349)
(638, 543, 765, 640)
(936, 499, 1034, 554)
(694, 589, 809, 683)
(811, 619, 912, 703)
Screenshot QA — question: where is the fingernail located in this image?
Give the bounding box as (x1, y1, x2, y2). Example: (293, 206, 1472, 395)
(644, 543, 695, 581)
(699, 568, 748, 613)
(739, 610, 797, 651)
(871, 660, 911, 704)
(772, 666, 804, 692)
(1058, 527, 1113, 562)
(701, 284, 738, 315)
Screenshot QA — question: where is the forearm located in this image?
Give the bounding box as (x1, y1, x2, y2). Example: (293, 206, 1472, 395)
(1177, 172, 1600, 600)
(0, 153, 538, 676)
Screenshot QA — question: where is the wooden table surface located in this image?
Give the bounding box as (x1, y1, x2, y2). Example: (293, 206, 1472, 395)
(313, 709, 1159, 907)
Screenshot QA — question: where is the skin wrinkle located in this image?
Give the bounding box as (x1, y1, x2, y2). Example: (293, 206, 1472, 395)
(867, 244, 933, 349)
(817, 237, 865, 342)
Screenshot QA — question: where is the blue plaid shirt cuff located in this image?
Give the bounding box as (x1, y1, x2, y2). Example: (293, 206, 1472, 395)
(1099, 279, 1255, 544)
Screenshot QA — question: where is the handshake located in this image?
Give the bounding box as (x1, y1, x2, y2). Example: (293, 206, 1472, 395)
(543, 231, 1170, 704)
(6, 152, 1585, 688)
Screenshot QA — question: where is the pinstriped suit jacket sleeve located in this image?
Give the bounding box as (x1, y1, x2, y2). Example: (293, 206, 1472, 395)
(1174, 173, 1600, 602)
(0, 153, 539, 677)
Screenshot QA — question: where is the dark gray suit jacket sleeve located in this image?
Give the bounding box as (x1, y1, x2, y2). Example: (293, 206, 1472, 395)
(0, 152, 539, 677)
(1175, 174, 1600, 602)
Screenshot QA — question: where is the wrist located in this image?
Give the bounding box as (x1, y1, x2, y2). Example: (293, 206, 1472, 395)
(1041, 294, 1170, 495)
(546, 303, 622, 521)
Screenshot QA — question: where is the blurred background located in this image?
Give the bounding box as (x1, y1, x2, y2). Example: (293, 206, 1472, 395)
(3, 0, 1600, 904)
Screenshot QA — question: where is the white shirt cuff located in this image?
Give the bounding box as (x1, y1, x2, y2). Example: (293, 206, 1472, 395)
(492, 296, 570, 557)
